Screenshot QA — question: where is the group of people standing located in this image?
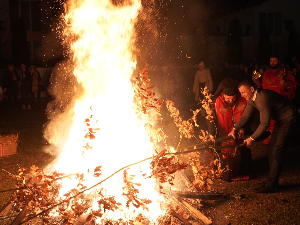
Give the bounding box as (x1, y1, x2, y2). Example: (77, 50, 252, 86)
(2, 63, 42, 109)
(193, 55, 298, 194)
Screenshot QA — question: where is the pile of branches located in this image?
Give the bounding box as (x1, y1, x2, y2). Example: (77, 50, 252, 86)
(3, 65, 224, 224)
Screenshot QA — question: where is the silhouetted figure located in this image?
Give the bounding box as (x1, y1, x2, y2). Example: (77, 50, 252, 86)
(18, 63, 30, 109)
(29, 66, 42, 109)
(2, 64, 20, 109)
(193, 61, 213, 102)
(289, 55, 298, 69)
(237, 64, 247, 81)
(221, 61, 243, 83)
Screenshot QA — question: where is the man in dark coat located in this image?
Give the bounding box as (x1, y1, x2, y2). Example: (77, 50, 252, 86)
(2, 64, 20, 108)
(228, 79, 297, 193)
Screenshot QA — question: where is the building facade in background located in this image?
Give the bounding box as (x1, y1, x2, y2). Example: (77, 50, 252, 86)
(208, 0, 300, 65)
(0, 0, 63, 68)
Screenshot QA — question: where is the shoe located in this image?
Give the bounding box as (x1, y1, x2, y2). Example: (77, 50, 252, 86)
(27, 105, 31, 110)
(22, 105, 25, 110)
(254, 184, 276, 193)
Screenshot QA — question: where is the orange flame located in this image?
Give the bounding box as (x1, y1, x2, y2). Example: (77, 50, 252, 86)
(46, 0, 164, 222)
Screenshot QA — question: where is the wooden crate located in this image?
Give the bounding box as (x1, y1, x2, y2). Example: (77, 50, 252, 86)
(0, 134, 18, 157)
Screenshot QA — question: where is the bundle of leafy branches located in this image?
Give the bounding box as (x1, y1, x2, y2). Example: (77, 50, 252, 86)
(1, 66, 224, 224)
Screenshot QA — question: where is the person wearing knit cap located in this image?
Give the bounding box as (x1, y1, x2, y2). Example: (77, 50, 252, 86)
(222, 78, 238, 96)
(212, 77, 237, 102)
(209, 78, 253, 181)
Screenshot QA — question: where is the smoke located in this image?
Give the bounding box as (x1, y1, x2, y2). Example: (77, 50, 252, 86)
(41, 0, 201, 157)
(43, 59, 84, 156)
(40, 30, 65, 66)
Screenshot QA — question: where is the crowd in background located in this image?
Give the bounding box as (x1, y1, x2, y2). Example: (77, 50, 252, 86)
(194, 56, 300, 111)
(209, 56, 300, 94)
(0, 63, 51, 110)
(1, 55, 300, 112)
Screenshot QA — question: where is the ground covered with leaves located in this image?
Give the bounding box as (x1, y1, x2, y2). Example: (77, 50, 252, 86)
(0, 102, 300, 225)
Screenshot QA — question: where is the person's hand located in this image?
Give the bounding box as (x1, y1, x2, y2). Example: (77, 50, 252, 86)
(238, 128, 245, 138)
(228, 129, 236, 139)
(244, 137, 253, 148)
(3, 88, 7, 93)
(280, 79, 285, 86)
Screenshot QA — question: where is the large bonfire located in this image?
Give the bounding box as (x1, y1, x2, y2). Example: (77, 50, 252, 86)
(8, 0, 225, 224)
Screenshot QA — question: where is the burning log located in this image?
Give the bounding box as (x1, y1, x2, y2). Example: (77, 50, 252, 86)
(0, 202, 13, 217)
(171, 191, 229, 200)
(10, 208, 30, 225)
(0, 139, 240, 224)
(0, 202, 30, 225)
(169, 210, 192, 225)
(0, 202, 22, 224)
(0, 143, 230, 224)
(180, 198, 212, 225)
(166, 169, 214, 225)
(171, 197, 212, 225)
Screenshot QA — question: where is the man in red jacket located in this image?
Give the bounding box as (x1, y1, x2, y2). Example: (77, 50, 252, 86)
(261, 55, 297, 144)
(211, 78, 253, 181)
(262, 55, 296, 99)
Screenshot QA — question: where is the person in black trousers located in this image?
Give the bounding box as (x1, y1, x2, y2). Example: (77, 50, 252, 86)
(228, 79, 297, 193)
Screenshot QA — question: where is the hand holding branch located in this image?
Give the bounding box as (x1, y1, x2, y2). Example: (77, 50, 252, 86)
(228, 128, 236, 139)
(243, 137, 254, 148)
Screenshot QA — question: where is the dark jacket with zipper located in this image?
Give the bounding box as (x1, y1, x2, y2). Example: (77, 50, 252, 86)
(234, 88, 297, 140)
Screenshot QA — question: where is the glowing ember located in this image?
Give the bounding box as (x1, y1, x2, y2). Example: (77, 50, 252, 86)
(46, 0, 164, 223)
